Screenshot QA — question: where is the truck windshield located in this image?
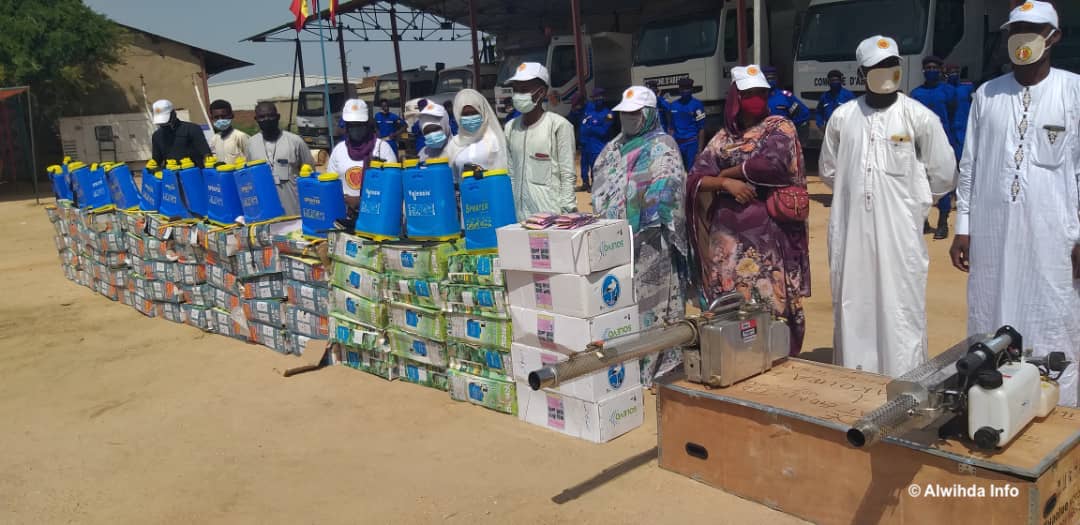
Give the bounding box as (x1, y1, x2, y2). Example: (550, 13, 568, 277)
(496, 50, 547, 85)
(437, 70, 472, 93)
(634, 17, 719, 66)
(298, 91, 345, 117)
(798, 0, 930, 62)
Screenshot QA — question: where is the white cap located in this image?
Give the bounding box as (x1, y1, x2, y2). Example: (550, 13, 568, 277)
(152, 100, 174, 124)
(731, 65, 771, 91)
(856, 36, 900, 68)
(506, 62, 550, 86)
(342, 99, 369, 122)
(1001, 1, 1059, 30)
(419, 102, 447, 120)
(612, 86, 657, 112)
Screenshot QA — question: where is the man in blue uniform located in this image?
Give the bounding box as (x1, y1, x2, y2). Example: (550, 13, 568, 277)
(577, 88, 615, 192)
(815, 69, 856, 129)
(930, 64, 975, 240)
(763, 66, 810, 127)
(668, 77, 706, 170)
(374, 99, 404, 156)
(567, 93, 587, 144)
(910, 56, 957, 239)
(646, 80, 672, 133)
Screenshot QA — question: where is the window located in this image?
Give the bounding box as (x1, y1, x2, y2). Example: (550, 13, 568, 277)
(723, 9, 755, 62)
(437, 70, 472, 93)
(549, 45, 578, 88)
(798, 0, 930, 62)
(298, 92, 324, 116)
(635, 17, 719, 66)
(933, 0, 964, 59)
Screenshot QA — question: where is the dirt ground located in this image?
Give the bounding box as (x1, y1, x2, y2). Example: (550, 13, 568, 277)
(0, 175, 968, 524)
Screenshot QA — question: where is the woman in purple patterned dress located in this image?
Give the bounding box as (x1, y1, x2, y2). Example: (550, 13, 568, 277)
(686, 66, 811, 355)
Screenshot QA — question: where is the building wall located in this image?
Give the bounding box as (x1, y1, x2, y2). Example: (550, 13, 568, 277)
(78, 29, 210, 126)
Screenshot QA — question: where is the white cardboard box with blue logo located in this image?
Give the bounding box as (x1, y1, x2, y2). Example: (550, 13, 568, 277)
(504, 263, 635, 319)
(515, 382, 645, 443)
(509, 342, 641, 403)
(495, 219, 632, 276)
(509, 305, 640, 355)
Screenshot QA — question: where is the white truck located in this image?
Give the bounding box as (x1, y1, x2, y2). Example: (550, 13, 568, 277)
(630, 0, 810, 135)
(494, 32, 634, 121)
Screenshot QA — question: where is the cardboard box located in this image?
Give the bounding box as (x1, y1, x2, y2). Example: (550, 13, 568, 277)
(285, 332, 313, 356)
(510, 342, 641, 402)
(204, 226, 243, 257)
(237, 273, 287, 300)
(242, 298, 285, 326)
(381, 241, 458, 279)
(285, 305, 330, 339)
(447, 341, 514, 380)
(155, 301, 187, 323)
(206, 263, 238, 291)
(396, 358, 449, 391)
(388, 302, 445, 341)
(182, 304, 216, 332)
(132, 292, 157, 317)
(286, 279, 331, 315)
(140, 259, 174, 281)
(281, 254, 327, 284)
(442, 284, 510, 316)
(510, 305, 639, 354)
(657, 360, 1080, 525)
(387, 277, 444, 309)
(234, 246, 281, 278)
(95, 280, 120, 301)
(330, 286, 388, 329)
(516, 383, 645, 443)
(329, 262, 383, 301)
(342, 346, 397, 380)
(210, 284, 241, 311)
(447, 252, 504, 286)
(387, 329, 448, 368)
(182, 283, 213, 307)
(449, 370, 517, 415)
(505, 264, 634, 318)
(328, 230, 383, 272)
(329, 312, 383, 350)
(211, 307, 252, 342)
(167, 261, 207, 285)
(496, 220, 631, 275)
(272, 234, 323, 258)
(147, 279, 183, 303)
(251, 321, 290, 353)
(447, 312, 512, 350)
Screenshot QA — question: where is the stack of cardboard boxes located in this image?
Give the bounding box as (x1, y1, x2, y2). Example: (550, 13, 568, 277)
(327, 231, 393, 378)
(497, 220, 647, 443)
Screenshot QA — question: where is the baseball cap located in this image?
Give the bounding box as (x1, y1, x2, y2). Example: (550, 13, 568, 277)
(612, 86, 657, 113)
(591, 87, 606, 98)
(731, 65, 771, 91)
(677, 77, 694, 89)
(506, 62, 550, 86)
(856, 36, 900, 68)
(152, 100, 174, 125)
(342, 99, 369, 122)
(1001, 1, 1058, 30)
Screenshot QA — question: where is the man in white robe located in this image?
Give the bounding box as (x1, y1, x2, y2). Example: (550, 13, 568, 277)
(821, 35, 957, 377)
(950, 0, 1080, 407)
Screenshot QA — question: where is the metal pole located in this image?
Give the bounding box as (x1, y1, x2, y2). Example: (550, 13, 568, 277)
(296, 38, 307, 88)
(337, 22, 351, 97)
(752, 0, 763, 66)
(737, 0, 748, 65)
(27, 87, 38, 204)
(468, 0, 482, 89)
(570, 0, 588, 102)
(389, 3, 407, 115)
(288, 42, 299, 131)
(315, 1, 336, 147)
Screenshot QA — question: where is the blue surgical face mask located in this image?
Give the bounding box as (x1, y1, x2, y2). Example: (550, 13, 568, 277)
(460, 114, 483, 133)
(924, 70, 941, 83)
(424, 130, 448, 149)
(829, 80, 842, 92)
(679, 89, 692, 100)
(947, 73, 960, 86)
(213, 119, 232, 131)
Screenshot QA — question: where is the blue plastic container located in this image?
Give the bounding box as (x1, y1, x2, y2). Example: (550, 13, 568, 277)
(158, 160, 192, 218)
(404, 157, 460, 241)
(105, 163, 142, 209)
(356, 160, 405, 241)
(70, 162, 112, 209)
(460, 168, 517, 251)
(175, 157, 209, 218)
(298, 164, 347, 238)
(139, 160, 162, 212)
(206, 163, 245, 225)
(235, 159, 286, 223)
(48, 164, 74, 201)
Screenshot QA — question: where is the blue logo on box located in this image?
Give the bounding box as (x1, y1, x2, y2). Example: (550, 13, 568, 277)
(401, 251, 415, 268)
(602, 274, 621, 307)
(336, 326, 350, 341)
(468, 383, 485, 401)
(345, 241, 358, 258)
(476, 257, 492, 275)
(476, 289, 494, 307)
(412, 339, 427, 357)
(349, 271, 361, 288)
(415, 281, 430, 297)
(466, 319, 482, 338)
(406, 310, 419, 327)
(345, 297, 357, 314)
(608, 364, 625, 389)
(485, 351, 504, 370)
(406, 364, 420, 381)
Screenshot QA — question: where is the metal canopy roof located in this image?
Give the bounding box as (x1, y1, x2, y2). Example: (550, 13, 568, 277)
(243, 0, 481, 44)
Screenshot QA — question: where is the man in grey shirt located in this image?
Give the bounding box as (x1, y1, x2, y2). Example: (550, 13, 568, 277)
(246, 101, 315, 216)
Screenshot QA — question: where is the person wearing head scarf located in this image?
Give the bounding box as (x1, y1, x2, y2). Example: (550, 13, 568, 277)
(687, 65, 811, 357)
(417, 102, 452, 161)
(445, 89, 509, 181)
(590, 85, 687, 385)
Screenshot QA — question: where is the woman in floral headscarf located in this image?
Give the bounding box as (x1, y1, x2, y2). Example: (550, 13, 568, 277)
(686, 66, 810, 356)
(591, 85, 687, 384)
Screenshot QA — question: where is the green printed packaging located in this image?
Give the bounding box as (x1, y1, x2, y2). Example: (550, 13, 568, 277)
(387, 329, 448, 368)
(447, 312, 512, 350)
(448, 370, 517, 415)
(388, 302, 446, 342)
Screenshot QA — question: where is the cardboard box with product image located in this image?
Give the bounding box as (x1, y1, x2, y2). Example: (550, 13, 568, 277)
(496, 220, 632, 275)
(505, 263, 634, 318)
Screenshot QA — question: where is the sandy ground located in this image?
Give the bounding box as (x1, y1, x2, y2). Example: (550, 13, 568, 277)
(0, 175, 968, 524)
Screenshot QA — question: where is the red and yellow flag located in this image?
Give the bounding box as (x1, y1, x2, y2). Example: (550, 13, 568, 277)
(329, 0, 338, 25)
(289, 0, 310, 32)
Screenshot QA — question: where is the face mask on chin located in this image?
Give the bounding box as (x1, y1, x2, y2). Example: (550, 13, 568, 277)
(866, 66, 902, 95)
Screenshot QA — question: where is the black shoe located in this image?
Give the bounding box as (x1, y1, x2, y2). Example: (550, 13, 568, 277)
(934, 219, 949, 240)
(576, 184, 591, 193)
(923, 220, 934, 234)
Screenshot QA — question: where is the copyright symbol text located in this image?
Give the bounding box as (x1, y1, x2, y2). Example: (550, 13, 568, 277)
(908, 484, 921, 497)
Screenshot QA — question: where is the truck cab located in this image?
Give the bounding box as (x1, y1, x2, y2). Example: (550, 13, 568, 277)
(296, 83, 349, 152)
(374, 67, 439, 110)
(403, 63, 500, 128)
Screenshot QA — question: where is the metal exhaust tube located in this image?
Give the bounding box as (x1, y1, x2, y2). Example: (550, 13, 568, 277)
(846, 394, 920, 448)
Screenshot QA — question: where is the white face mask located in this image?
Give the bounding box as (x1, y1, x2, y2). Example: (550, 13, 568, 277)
(512, 90, 541, 113)
(866, 66, 902, 94)
(1008, 30, 1055, 66)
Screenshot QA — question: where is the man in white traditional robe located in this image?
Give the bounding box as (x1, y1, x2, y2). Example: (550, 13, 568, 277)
(821, 35, 957, 377)
(950, 0, 1080, 407)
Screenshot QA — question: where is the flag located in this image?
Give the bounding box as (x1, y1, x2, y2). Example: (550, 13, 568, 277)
(329, 0, 338, 25)
(289, 0, 310, 32)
